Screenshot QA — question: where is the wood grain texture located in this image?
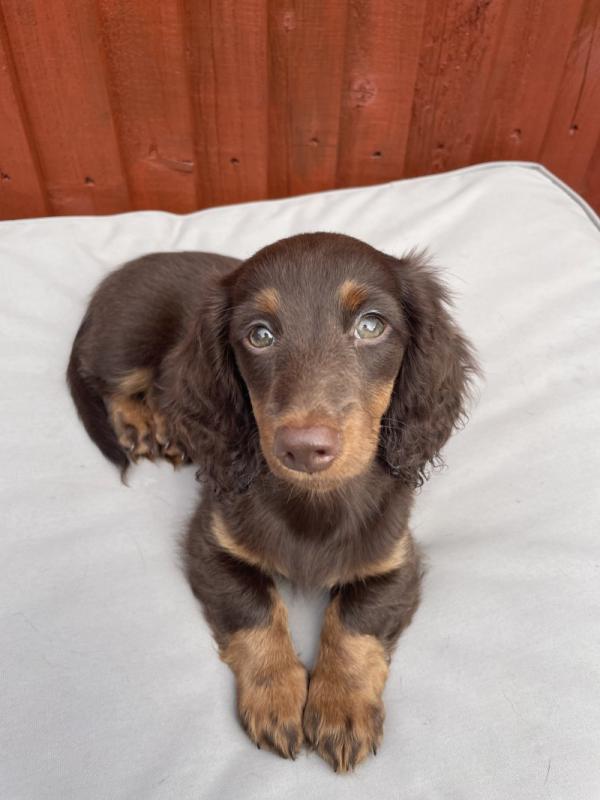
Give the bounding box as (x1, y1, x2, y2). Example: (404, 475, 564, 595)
(0, 0, 599, 219)
(540, 0, 600, 197)
(469, 0, 585, 164)
(0, 6, 47, 218)
(1, 0, 130, 215)
(336, 0, 426, 187)
(183, 0, 269, 207)
(404, 0, 505, 177)
(268, 0, 348, 197)
(97, 0, 197, 213)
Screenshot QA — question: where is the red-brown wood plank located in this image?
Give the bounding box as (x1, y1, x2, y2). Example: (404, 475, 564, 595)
(1, 0, 130, 215)
(0, 7, 47, 219)
(336, 0, 426, 188)
(470, 0, 585, 164)
(540, 0, 600, 196)
(97, 0, 198, 213)
(182, 0, 269, 208)
(404, 0, 505, 177)
(267, 0, 348, 197)
(583, 136, 600, 212)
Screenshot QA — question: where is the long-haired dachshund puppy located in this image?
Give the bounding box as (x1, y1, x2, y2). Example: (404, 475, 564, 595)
(67, 232, 476, 772)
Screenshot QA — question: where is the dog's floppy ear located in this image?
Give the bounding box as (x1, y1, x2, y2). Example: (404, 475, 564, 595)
(380, 253, 478, 487)
(160, 269, 261, 493)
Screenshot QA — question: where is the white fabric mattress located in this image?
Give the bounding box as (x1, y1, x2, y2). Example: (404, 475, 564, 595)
(1, 163, 599, 800)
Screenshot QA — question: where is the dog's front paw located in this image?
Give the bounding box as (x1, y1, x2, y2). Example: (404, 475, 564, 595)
(109, 396, 158, 461)
(153, 411, 189, 467)
(303, 671, 384, 772)
(237, 660, 308, 759)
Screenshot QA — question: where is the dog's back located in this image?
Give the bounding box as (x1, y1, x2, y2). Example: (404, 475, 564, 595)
(67, 251, 240, 475)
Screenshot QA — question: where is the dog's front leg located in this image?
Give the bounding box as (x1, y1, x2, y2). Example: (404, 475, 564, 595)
(186, 510, 307, 759)
(304, 537, 422, 772)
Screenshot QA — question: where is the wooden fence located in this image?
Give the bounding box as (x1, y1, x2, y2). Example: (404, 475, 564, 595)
(1, 0, 599, 220)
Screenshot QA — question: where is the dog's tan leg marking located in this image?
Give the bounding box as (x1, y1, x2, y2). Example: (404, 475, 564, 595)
(108, 394, 158, 461)
(221, 591, 308, 759)
(108, 370, 188, 466)
(116, 368, 153, 396)
(303, 596, 388, 772)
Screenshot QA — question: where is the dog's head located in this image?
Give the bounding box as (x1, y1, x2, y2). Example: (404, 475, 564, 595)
(166, 233, 476, 493)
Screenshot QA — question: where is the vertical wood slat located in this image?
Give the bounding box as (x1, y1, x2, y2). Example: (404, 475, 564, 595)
(470, 0, 585, 164)
(336, 0, 426, 188)
(183, 0, 269, 208)
(404, 0, 508, 177)
(97, 0, 198, 213)
(267, 0, 348, 198)
(0, 7, 47, 219)
(1, 0, 130, 215)
(540, 0, 600, 196)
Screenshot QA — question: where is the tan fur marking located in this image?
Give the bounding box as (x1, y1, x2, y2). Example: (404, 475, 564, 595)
(116, 368, 153, 396)
(250, 380, 394, 491)
(108, 394, 156, 459)
(251, 401, 380, 491)
(108, 390, 187, 466)
(304, 595, 388, 771)
(368, 379, 395, 418)
(335, 531, 412, 585)
(338, 279, 369, 312)
(254, 287, 281, 316)
(221, 591, 308, 757)
(211, 511, 287, 576)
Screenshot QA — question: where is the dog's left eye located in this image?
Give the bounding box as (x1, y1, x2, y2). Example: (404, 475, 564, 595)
(355, 313, 386, 340)
(248, 325, 275, 348)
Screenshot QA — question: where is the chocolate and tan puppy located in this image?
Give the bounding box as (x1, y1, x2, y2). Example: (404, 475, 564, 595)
(68, 233, 476, 771)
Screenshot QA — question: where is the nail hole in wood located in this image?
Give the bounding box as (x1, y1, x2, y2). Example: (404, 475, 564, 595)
(569, 124, 579, 136)
(0, 171, 11, 182)
(230, 157, 240, 166)
(84, 176, 95, 186)
(371, 150, 382, 158)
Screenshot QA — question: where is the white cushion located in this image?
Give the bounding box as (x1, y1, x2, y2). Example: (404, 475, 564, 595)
(1, 162, 599, 799)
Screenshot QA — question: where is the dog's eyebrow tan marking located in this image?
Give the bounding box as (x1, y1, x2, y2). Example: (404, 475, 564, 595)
(254, 287, 280, 316)
(338, 279, 369, 312)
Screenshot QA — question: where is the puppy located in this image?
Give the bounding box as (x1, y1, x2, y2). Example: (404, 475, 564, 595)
(67, 233, 477, 771)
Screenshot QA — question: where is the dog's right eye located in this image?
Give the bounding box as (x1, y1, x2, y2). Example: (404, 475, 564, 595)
(247, 325, 275, 349)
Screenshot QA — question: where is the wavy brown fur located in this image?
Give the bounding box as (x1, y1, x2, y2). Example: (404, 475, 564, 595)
(67, 232, 477, 771)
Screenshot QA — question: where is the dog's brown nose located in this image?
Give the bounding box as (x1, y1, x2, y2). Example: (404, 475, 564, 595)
(274, 425, 341, 473)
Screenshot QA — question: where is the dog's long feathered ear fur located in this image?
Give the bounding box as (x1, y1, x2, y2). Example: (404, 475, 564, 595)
(159, 272, 261, 494)
(380, 253, 478, 487)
